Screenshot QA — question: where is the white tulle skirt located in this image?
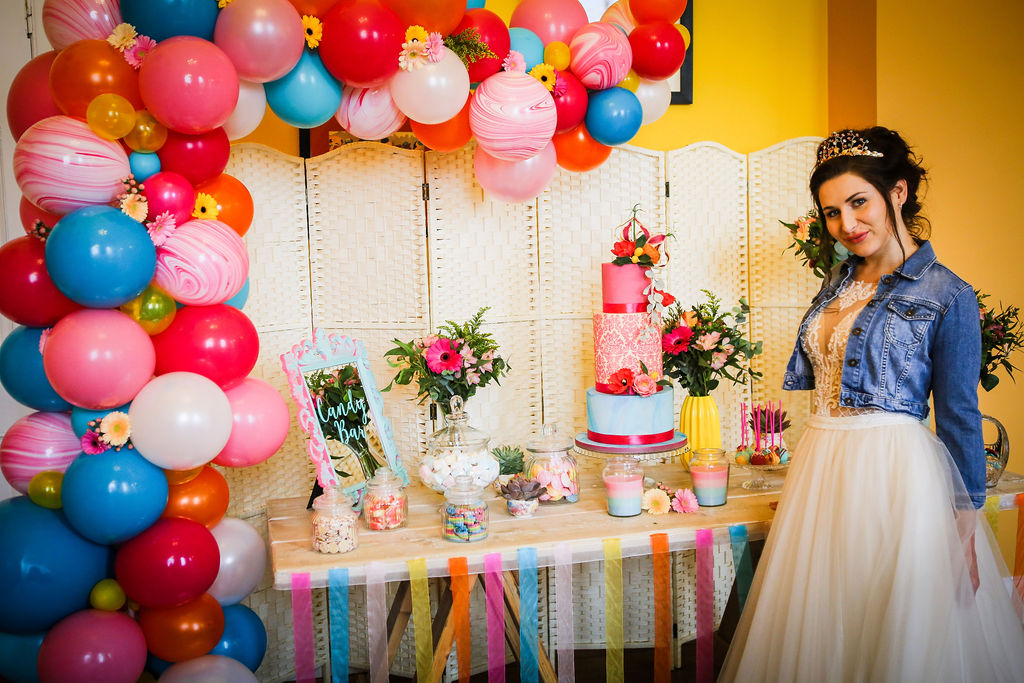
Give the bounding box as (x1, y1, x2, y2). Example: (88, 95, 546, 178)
(719, 413, 1024, 683)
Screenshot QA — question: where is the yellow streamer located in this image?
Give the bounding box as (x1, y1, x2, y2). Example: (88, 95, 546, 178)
(408, 558, 432, 683)
(603, 538, 623, 683)
(985, 495, 1000, 535)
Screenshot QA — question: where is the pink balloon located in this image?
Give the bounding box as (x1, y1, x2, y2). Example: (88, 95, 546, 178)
(214, 0, 305, 83)
(38, 610, 146, 683)
(510, 0, 588, 45)
(553, 70, 588, 133)
(142, 171, 196, 227)
(474, 141, 557, 203)
(43, 310, 156, 410)
(470, 72, 557, 162)
(139, 37, 240, 134)
(570, 22, 633, 90)
(13, 115, 130, 215)
(42, 0, 122, 51)
(335, 85, 406, 141)
(214, 378, 290, 468)
(0, 412, 81, 493)
(601, 0, 637, 34)
(155, 219, 249, 306)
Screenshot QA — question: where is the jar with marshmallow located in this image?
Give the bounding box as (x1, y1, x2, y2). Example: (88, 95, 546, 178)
(418, 396, 499, 494)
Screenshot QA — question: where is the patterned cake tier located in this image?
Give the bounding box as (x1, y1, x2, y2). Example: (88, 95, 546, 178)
(585, 386, 676, 444)
(593, 311, 663, 390)
(601, 263, 649, 312)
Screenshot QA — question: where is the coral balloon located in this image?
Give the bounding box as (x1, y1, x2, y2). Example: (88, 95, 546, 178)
(86, 93, 137, 140)
(214, 0, 305, 83)
(0, 412, 79, 494)
(124, 110, 168, 152)
(139, 36, 240, 134)
(0, 236, 81, 327)
(158, 127, 231, 186)
(553, 122, 612, 172)
(320, 1, 404, 89)
(569, 22, 633, 90)
(470, 72, 556, 161)
(410, 93, 473, 152)
(336, 85, 406, 141)
(287, 0, 336, 16)
(42, 309, 156, 410)
(628, 21, 687, 81)
(214, 378, 290, 468)
(207, 518, 267, 606)
(152, 304, 259, 389)
(474, 142, 557, 203)
(27, 470, 63, 509)
(453, 9, 510, 83)
(141, 171, 195, 226)
(380, 0, 465, 35)
(6, 51, 61, 141)
(0, 327, 73, 412)
(42, 0, 122, 50)
(161, 655, 257, 682)
(116, 518, 221, 609)
(602, 0, 638, 34)
(18, 196, 62, 236)
(223, 80, 267, 140)
(49, 40, 143, 119)
(629, 0, 687, 24)
(154, 219, 249, 306)
(389, 47, 470, 125)
(194, 174, 255, 236)
(552, 69, 588, 133)
(510, 0, 589, 46)
(265, 49, 342, 128)
(635, 76, 672, 124)
(162, 466, 230, 528)
(13, 115, 130, 215)
(119, 282, 177, 335)
(138, 595, 225, 662)
(121, 0, 219, 42)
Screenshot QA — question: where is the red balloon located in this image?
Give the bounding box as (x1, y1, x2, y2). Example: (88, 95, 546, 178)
(320, 1, 404, 89)
(151, 304, 259, 389)
(380, 0, 465, 35)
(7, 51, 61, 141)
(141, 171, 195, 227)
(162, 465, 230, 528)
(628, 22, 687, 81)
(629, 0, 688, 24)
(137, 594, 225, 663)
(411, 92, 473, 152)
(552, 70, 588, 134)
(194, 173, 254, 236)
(115, 517, 221, 609)
(158, 128, 231, 187)
(553, 122, 612, 172)
(49, 40, 143, 119)
(0, 236, 81, 327)
(19, 196, 62, 236)
(452, 9, 510, 83)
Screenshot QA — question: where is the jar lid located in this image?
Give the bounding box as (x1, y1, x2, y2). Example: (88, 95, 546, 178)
(427, 396, 489, 450)
(526, 423, 573, 453)
(444, 474, 485, 504)
(691, 448, 726, 463)
(603, 455, 641, 473)
(312, 486, 357, 517)
(365, 467, 404, 493)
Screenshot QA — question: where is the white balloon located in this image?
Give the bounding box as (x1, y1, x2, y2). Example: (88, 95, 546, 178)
(635, 77, 672, 126)
(209, 517, 267, 605)
(160, 655, 257, 683)
(129, 372, 233, 471)
(389, 47, 470, 124)
(223, 80, 267, 140)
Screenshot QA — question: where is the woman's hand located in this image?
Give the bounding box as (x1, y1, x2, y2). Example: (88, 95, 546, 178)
(965, 529, 980, 594)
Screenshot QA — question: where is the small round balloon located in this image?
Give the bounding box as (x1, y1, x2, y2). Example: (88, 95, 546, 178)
(215, 377, 290, 468)
(0, 235, 81, 327)
(27, 471, 63, 509)
(120, 282, 178, 335)
(158, 127, 231, 187)
(37, 610, 147, 683)
(152, 304, 259, 389)
(214, 0, 305, 83)
(208, 517, 267, 606)
(129, 151, 162, 181)
(42, 0, 122, 51)
(49, 39, 143, 119)
(389, 47, 470, 125)
(116, 517, 221, 609)
(474, 142, 557, 203)
(154, 219, 249, 306)
(209, 604, 267, 672)
(584, 86, 643, 146)
(569, 22, 633, 90)
(6, 51, 61, 141)
(90, 578, 127, 611)
(86, 93, 137, 140)
(0, 327, 73, 412)
(544, 41, 571, 71)
(470, 72, 556, 162)
(124, 110, 168, 153)
(0, 412, 79, 494)
(265, 49, 343, 129)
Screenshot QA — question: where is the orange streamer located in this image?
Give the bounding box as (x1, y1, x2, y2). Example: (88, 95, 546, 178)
(449, 556, 472, 683)
(1015, 494, 1024, 603)
(651, 533, 671, 683)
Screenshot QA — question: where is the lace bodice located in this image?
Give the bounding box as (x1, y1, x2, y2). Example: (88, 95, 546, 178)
(802, 280, 886, 417)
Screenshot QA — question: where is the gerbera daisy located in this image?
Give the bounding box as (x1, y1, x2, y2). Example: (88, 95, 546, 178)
(99, 411, 131, 447)
(399, 43, 427, 71)
(81, 431, 108, 455)
(502, 50, 526, 73)
(147, 211, 177, 247)
(642, 488, 671, 514)
(218, 0, 234, 7)
(192, 192, 220, 220)
(124, 35, 156, 69)
(662, 326, 693, 355)
(302, 16, 323, 49)
(405, 25, 429, 44)
(552, 72, 568, 97)
(120, 193, 148, 222)
(671, 488, 699, 513)
(424, 32, 445, 62)
(424, 338, 462, 373)
(528, 63, 557, 91)
(107, 23, 137, 51)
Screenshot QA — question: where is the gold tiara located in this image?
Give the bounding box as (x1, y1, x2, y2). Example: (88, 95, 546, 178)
(816, 130, 884, 166)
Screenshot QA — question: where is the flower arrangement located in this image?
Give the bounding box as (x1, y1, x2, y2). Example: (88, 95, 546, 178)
(977, 290, 1024, 391)
(384, 307, 510, 413)
(780, 209, 849, 279)
(305, 365, 381, 479)
(80, 411, 133, 455)
(642, 482, 699, 515)
(606, 362, 670, 396)
(661, 291, 763, 397)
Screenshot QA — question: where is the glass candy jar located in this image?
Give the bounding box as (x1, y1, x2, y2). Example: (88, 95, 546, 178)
(362, 467, 408, 530)
(602, 456, 644, 517)
(525, 424, 579, 504)
(311, 486, 358, 554)
(689, 448, 730, 507)
(419, 396, 499, 493)
(441, 475, 490, 542)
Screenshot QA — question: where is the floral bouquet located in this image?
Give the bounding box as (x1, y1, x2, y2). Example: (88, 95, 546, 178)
(780, 209, 849, 279)
(384, 307, 510, 413)
(977, 290, 1024, 391)
(305, 365, 382, 480)
(661, 290, 763, 396)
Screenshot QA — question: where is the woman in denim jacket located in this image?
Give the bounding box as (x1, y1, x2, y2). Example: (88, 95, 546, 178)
(721, 128, 1024, 682)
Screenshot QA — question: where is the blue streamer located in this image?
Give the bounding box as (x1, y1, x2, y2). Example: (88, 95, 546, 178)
(518, 547, 539, 683)
(329, 568, 350, 683)
(729, 525, 753, 612)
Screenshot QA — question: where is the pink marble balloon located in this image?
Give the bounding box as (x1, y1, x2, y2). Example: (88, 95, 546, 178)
(469, 72, 557, 162)
(569, 22, 633, 90)
(335, 85, 406, 141)
(155, 219, 249, 306)
(42, 0, 122, 51)
(601, 0, 637, 35)
(0, 412, 81, 493)
(13, 116, 130, 215)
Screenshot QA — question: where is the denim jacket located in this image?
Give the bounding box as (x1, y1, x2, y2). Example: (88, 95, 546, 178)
(783, 241, 986, 508)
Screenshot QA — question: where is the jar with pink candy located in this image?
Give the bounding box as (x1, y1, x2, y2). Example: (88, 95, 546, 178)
(362, 467, 407, 531)
(524, 424, 579, 504)
(689, 448, 730, 507)
(602, 456, 644, 517)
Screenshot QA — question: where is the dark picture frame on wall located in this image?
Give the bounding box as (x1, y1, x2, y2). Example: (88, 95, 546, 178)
(670, 1, 694, 105)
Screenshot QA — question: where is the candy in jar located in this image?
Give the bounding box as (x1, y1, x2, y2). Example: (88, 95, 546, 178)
(362, 467, 408, 530)
(311, 486, 358, 554)
(524, 423, 579, 504)
(418, 396, 499, 493)
(441, 474, 489, 542)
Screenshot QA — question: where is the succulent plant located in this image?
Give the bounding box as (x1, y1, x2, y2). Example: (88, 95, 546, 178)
(492, 444, 525, 475)
(500, 474, 546, 501)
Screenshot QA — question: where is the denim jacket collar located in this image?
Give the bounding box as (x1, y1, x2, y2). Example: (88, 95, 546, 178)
(838, 240, 937, 282)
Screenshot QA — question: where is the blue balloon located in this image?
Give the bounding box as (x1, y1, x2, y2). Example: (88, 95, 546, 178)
(509, 28, 545, 71)
(209, 604, 268, 672)
(61, 449, 169, 545)
(585, 87, 643, 147)
(129, 151, 162, 181)
(120, 0, 219, 42)
(45, 206, 157, 308)
(0, 630, 44, 683)
(224, 278, 250, 310)
(70, 403, 131, 439)
(265, 50, 342, 129)
(0, 497, 110, 634)
(0, 326, 72, 412)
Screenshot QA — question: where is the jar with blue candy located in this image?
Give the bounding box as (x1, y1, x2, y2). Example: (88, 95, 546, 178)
(441, 474, 489, 542)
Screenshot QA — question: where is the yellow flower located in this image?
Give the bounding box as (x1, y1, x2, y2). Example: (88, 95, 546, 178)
(107, 23, 138, 51)
(405, 25, 429, 44)
(642, 488, 671, 515)
(193, 193, 220, 221)
(528, 63, 557, 92)
(99, 411, 131, 447)
(303, 16, 323, 49)
(218, 0, 234, 7)
(631, 246, 644, 263)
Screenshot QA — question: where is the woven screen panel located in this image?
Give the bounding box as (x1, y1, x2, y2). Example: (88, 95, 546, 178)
(750, 305, 813, 443)
(539, 317, 593, 437)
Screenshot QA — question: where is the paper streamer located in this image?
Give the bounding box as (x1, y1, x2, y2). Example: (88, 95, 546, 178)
(650, 533, 671, 683)
(328, 568, 350, 683)
(985, 495, 1000, 535)
(1015, 494, 1024, 603)
(485, 552, 506, 683)
(518, 547, 539, 683)
(290, 572, 316, 683)
(729, 524, 753, 612)
(366, 562, 389, 683)
(409, 558, 432, 683)
(696, 529, 714, 683)
(553, 543, 576, 683)
(448, 557, 472, 683)
(603, 537, 624, 683)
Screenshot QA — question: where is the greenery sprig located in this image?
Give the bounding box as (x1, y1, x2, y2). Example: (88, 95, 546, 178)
(444, 28, 497, 67)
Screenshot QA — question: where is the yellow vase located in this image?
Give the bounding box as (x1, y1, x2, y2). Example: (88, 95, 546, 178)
(679, 395, 721, 469)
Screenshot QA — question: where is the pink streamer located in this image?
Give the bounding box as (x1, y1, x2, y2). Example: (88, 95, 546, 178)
(696, 529, 714, 683)
(553, 543, 576, 683)
(290, 572, 316, 683)
(485, 552, 506, 683)
(366, 562, 389, 683)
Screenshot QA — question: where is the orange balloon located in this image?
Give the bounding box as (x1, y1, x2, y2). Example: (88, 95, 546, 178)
(380, 0, 466, 35)
(553, 123, 612, 173)
(164, 466, 204, 486)
(49, 40, 143, 119)
(288, 0, 348, 16)
(410, 93, 472, 153)
(195, 173, 255, 236)
(629, 0, 688, 24)
(138, 593, 225, 662)
(162, 465, 230, 528)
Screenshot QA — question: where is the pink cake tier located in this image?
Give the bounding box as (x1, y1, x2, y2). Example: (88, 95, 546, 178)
(593, 312, 663, 391)
(601, 263, 649, 312)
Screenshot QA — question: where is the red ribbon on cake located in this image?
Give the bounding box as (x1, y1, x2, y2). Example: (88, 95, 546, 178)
(587, 429, 674, 445)
(603, 303, 648, 313)
(594, 383, 666, 395)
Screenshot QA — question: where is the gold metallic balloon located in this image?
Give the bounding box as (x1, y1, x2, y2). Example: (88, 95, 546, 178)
(89, 578, 127, 611)
(619, 69, 640, 92)
(27, 470, 63, 509)
(119, 282, 177, 335)
(124, 109, 168, 152)
(86, 93, 137, 141)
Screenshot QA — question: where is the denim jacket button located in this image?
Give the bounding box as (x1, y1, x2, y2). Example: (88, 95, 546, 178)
(843, 397, 853, 406)
(851, 327, 863, 336)
(847, 358, 858, 367)
(866, 300, 876, 307)
(882, 275, 893, 285)
(906, 307, 916, 316)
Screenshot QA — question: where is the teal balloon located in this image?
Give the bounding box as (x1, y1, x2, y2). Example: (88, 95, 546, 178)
(585, 87, 643, 147)
(509, 28, 544, 71)
(0, 327, 72, 412)
(129, 151, 161, 181)
(209, 604, 267, 672)
(70, 403, 131, 439)
(224, 278, 249, 310)
(0, 630, 44, 683)
(467, 0, 485, 7)
(120, 0, 219, 42)
(265, 50, 342, 129)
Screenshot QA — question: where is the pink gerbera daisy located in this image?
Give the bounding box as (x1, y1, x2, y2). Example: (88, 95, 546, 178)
(662, 326, 693, 355)
(124, 35, 157, 69)
(502, 49, 526, 73)
(424, 32, 445, 63)
(81, 431, 108, 455)
(671, 488, 699, 513)
(147, 211, 177, 247)
(425, 338, 463, 373)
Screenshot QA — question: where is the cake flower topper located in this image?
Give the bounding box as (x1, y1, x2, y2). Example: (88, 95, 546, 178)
(610, 205, 674, 334)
